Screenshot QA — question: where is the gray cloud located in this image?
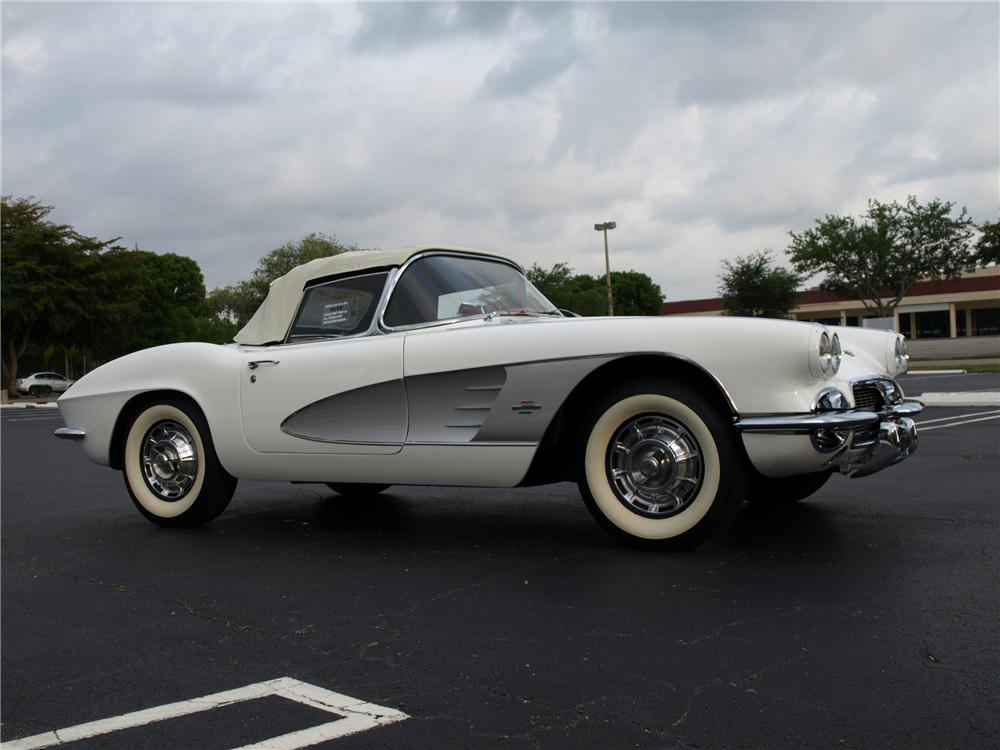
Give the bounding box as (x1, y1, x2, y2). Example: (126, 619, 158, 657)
(351, 1, 520, 53)
(482, 34, 580, 98)
(2, 1, 996, 302)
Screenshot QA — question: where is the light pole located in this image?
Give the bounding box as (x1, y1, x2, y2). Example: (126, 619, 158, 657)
(594, 221, 616, 316)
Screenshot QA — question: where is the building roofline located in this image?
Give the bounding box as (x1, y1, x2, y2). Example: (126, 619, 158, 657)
(661, 268, 999, 316)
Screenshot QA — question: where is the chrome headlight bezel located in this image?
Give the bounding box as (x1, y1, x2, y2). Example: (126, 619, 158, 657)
(809, 326, 840, 378)
(886, 333, 909, 375)
(830, 333, 841, 374)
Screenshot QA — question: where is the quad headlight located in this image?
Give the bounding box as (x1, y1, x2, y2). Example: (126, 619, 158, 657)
(888, 334, 909, 375)
(810, 327, 841, 378)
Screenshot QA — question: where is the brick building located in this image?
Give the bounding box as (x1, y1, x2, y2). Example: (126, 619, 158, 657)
(660, 267, 1000, 340)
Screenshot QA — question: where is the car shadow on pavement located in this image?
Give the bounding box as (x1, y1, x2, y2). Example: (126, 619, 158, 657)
(191, 482, 848, 557)
(716, 497, 846, 555)
(202, 484, 614, 553)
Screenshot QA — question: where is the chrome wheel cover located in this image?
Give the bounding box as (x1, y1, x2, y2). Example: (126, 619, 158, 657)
(141, 420, 199, 501)
(606, 414, 704, 518)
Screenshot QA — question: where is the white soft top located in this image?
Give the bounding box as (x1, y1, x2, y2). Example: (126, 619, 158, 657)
(234, 245, 515, 345)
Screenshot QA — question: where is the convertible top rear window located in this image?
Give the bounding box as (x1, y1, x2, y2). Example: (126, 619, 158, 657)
(286, 271, 388, 341)
(383, 255, 553, 328)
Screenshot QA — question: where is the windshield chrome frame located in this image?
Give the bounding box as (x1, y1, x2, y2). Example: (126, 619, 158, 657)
(376, 251, 553, 333)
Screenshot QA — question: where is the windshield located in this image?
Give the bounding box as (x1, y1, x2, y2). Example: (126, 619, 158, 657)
(382, 255, 558, 328)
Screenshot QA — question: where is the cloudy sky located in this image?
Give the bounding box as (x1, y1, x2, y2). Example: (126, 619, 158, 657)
(2, 1, 997, 301)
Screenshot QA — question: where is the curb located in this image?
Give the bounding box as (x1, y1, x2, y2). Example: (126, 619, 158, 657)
(917, 392, 1000, 407)
(0, 402, 59, 410)
(906, 369, 967, 375)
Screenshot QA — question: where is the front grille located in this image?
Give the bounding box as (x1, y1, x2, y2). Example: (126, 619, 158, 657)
(852, 378, 900, 411)
(852, 384, 883, 411)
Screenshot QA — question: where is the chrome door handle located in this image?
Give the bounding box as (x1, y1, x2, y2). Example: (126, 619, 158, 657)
(247, 360, 280, 370)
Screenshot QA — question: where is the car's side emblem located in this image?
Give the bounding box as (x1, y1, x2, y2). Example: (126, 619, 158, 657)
(512, 400, 542, 414)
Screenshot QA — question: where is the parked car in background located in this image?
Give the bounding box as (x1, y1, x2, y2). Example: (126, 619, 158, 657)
(55, 246, 922, 549)
(16, 372, 75, 396)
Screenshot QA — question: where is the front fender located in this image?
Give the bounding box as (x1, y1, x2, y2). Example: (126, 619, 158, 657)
(57, 343, 244, 468)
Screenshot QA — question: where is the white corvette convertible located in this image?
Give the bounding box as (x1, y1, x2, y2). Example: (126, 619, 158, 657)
(56, 247, 921, 549)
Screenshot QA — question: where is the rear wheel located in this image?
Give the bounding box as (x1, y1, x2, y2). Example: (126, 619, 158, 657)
(577, 379, 746, 550)
(746, 470, 833, 504)
(122, 398, 236, 527)
(326, 483, 392, 496)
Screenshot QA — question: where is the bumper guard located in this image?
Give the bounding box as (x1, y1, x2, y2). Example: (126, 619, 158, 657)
(735, 400, 923, 478)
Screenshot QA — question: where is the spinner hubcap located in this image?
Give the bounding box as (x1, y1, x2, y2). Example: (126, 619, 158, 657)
(606, 414, 704, 518)
(141, 420, 199, 500)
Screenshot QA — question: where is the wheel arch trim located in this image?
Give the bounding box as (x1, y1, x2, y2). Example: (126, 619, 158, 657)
(109, 390, 217, 471)
(519, 353, 738, 486)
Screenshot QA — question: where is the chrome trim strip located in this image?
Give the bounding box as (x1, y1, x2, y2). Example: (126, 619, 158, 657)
(54, 427, 86, 440)
(735, 411, 879, 433)
(888, 400, 924, 416)
(735, 400, 924, 434)
(404, 441, 536, 447)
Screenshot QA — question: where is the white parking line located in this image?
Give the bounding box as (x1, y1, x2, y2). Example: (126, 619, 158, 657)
(917, 409, 1000, 425)
(0, 677, 408, 750)
(920, 414, 1000, 431)
(918, 391, 1000, 406)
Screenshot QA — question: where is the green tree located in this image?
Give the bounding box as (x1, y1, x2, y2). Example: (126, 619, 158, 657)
(1, 196, 140, 396)
(121, 251, 221, 352)
(526, 263, 663, 316)
(526, 262, 599, 314)
(976, 218, 999, 266)
(211, 233, 361, 328)
(608, 270, 665, 316)
(787, 196, 977, 317)
(718, 251, 801, 318)
(526, 262, 575, 302)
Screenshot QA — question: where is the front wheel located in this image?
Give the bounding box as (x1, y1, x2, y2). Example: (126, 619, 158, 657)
(122, 398, 236, 527)
(577, 379, 746, 550)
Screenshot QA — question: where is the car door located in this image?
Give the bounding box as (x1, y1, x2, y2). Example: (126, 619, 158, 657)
(239, 271, 406, 455)
(239, 335, 405, 454)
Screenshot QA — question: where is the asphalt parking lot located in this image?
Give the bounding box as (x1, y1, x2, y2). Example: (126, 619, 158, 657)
(2, 375, 998, 749)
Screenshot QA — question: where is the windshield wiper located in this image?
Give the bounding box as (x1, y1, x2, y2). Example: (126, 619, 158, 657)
(492, 309, 563, 318)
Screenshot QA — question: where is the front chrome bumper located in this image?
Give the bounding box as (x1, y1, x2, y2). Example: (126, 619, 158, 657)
(54, 426, 86, 440)
(735, 400, 923, 478)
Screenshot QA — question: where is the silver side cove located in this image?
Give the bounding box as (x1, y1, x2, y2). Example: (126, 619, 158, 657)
(280, 356, 618, 446)
(282, 380, 407, 444)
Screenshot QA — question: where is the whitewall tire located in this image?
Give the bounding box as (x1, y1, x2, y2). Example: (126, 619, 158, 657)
(577, 379, 746, 550)
(122, 398, 236, 526)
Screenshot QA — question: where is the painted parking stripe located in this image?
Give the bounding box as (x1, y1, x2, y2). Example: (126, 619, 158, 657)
(920, 414, 1000, 431)
(0, 677, 408, 750)
(919, 391, 1000, 406)
(917, 409, 1000, 425)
